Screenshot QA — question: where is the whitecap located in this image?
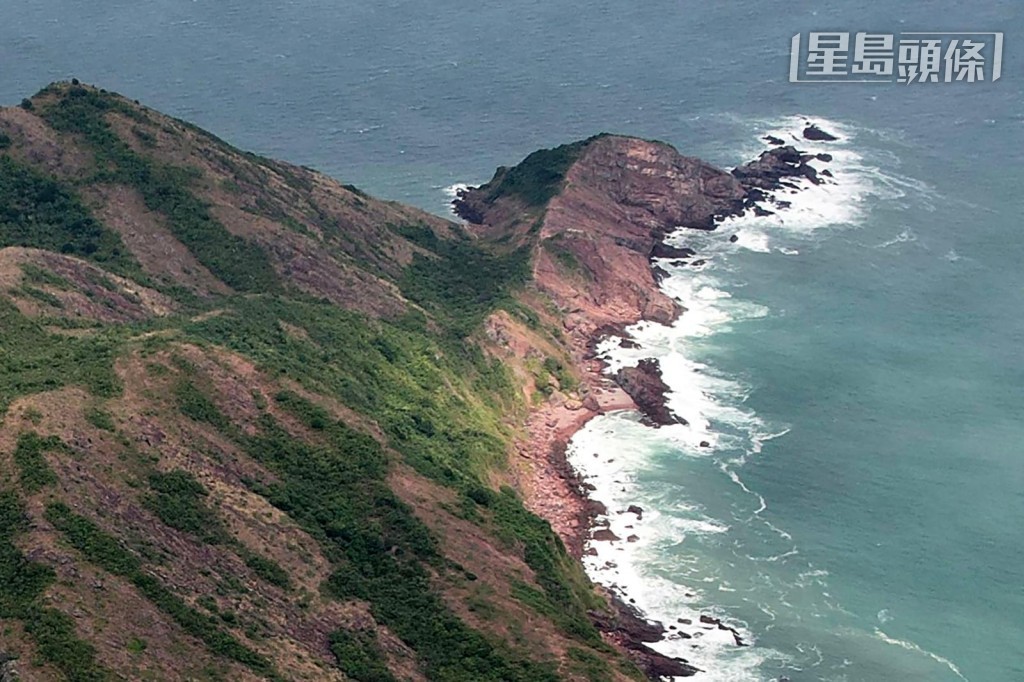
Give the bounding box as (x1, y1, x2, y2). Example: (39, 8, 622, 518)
(875, 229, 917, 249)
(442, 182, 469, 199)
(874, 629, 970, 682)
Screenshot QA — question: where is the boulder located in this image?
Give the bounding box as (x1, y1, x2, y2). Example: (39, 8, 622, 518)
(614, 359, 686, 427)
(803, 123, 838, 141)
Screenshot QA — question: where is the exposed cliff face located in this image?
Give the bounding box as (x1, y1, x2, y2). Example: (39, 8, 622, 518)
(457, 134, 826, 340)
(457, 135, 748, 335)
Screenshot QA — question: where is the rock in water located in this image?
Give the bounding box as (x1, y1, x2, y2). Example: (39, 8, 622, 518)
(615, 359, 686, 426)
(803, 123, 838, 141)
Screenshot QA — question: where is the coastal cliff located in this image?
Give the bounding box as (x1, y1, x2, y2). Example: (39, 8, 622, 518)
(0, 81, 830, 681)
(456, 129, 835, 677)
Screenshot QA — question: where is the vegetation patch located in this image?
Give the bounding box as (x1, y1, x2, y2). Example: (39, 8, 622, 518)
(328, 628, 399, 682)
(44, 501, 281, 680)
(12, 431, 63, 493)
(0, 300, 122, 414)
(144, 470, 230, 545)
(476, 486, 603, 644)
(473, 136, 604, 208)
(84, 406, 116, 432)
(241, 552, 290, 590)
(0, 492, 111, 681)
(37, 85, 279, 294)
(227, 392, 554, 681)
(392, 223, 531, 338)
(0, 155, 143, 279)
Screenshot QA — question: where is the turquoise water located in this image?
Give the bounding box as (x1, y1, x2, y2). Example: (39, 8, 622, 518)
(2, 2, 1021, 680)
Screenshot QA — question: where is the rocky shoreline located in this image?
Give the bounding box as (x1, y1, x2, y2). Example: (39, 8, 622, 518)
(460, 122, 839, 680)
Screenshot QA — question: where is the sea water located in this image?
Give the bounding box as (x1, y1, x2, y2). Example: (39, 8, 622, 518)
(2, 1, 1021, 680)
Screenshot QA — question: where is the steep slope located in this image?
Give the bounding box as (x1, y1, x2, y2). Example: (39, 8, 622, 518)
(0, 83, 650, 682)
(0, 81, 819, 681)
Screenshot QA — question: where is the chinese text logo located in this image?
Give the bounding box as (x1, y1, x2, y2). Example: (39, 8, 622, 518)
(789, 32, 1003, 83)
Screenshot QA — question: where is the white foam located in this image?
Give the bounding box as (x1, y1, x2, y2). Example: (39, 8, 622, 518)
(441, 182, 471, 218)
(875, 228, 917, 249)
(874, 629, 970, 682)
(568, 416, 788, 680)
(564, 114, 913, 680)
(716, 114, 937, 253)
(442, 182, 469, 199)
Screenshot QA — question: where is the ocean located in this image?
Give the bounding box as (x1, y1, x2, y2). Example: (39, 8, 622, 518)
(2, 2, 1021, 680)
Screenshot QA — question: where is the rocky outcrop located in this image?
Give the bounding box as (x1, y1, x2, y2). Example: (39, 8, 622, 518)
(803, 123, 838, 141)
(590, 594, 700, 678)
(615, 359, 684, 427)
(456, 135, 749, 338)
(458, 131, 833, 681)
(732, 145, 823, 190)
(699, 615, 746, 647)
(0, 655, 18, 682)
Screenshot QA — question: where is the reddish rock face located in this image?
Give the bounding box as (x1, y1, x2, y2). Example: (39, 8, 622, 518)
(458, 135, 748, 338)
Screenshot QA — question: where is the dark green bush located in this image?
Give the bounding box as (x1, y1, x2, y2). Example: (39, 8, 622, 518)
(329, 628, 398, 682)
(0, 494, 110, 680)
(174, 378, 231, 431)
(392, 223, 530, 338)
(12, 432, 62, 493)
(0, 155, 142, 278)
(144, 470, 230, 544)
(243, 552, 290, 590)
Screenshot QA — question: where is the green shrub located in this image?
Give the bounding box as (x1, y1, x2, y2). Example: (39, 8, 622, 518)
(329, 628, 398, 682)
(243, 552, 290, 590)
(174, 379, 230, 431)
(144, 470, 230, 544)
(12, 432, 62, 493)
(0, 494, 110, 680)
(0, 156, 142, 278)
(85, 406, 116, 432)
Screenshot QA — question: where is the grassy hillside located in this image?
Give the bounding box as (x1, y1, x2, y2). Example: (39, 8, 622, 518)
(0, 83, 639, 681)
